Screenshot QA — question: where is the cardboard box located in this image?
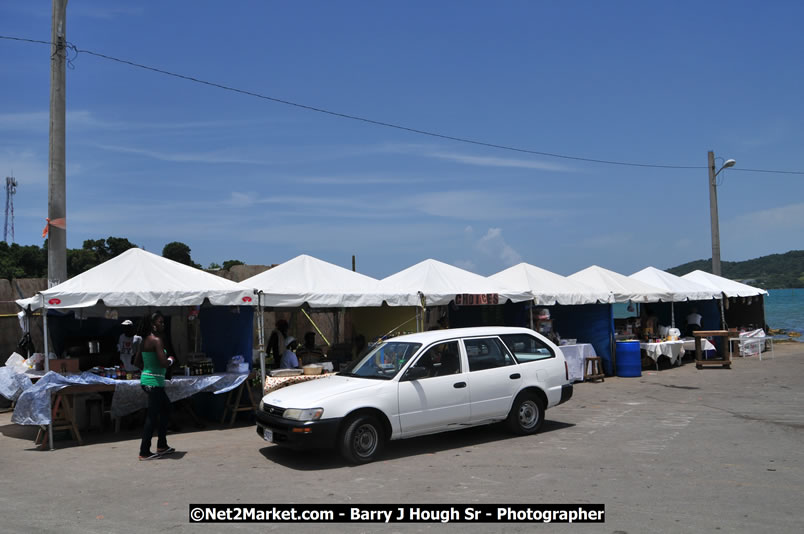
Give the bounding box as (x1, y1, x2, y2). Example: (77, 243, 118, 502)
(49, 358, 80, 374)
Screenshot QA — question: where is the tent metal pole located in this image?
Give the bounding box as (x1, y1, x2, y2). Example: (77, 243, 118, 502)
(256, 291, 266, 389)
(530, 299, 534, 330)
(671, 301, 675, 328)
(41, 294, 53, 451)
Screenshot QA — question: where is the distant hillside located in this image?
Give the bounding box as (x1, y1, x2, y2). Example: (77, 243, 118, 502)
(666, 250, 804, 289)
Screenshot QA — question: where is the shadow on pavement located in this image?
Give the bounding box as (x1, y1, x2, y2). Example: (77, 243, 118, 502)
(258, 419, 574, 470)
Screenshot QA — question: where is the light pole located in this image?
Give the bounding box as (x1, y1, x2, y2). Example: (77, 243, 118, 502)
(708, 151, 736, 276)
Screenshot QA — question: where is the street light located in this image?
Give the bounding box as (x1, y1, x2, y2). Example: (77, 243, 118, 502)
(708, 151, 736, 276)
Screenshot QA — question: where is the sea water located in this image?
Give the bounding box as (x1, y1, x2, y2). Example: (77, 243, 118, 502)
(765, 288, 804, 341)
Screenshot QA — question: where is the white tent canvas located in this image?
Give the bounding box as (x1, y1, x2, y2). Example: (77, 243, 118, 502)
(377, 259, 532, 307)
(569, 265, 672, 303)
(681, 270, 768, 298)
(630, 266, 720, 302)
(241, 254, 387, 308)
(489, 263, 613, 305)
(16, 248, 253, 310)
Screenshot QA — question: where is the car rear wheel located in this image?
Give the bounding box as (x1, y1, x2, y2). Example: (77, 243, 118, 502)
(507, 393, 545, 435)
(339, 414, 384, 464)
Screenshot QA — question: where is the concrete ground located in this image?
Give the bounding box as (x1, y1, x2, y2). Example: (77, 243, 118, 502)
(1, 343, 802, 534)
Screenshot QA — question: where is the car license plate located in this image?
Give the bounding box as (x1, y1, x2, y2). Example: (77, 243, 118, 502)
(263, 428, 273, 442)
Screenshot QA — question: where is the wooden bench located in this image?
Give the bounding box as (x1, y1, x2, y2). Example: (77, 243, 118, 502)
(584, 356, 605, 382)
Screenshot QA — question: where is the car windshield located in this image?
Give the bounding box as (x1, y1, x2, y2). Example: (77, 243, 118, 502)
(340, 341, 422, 379)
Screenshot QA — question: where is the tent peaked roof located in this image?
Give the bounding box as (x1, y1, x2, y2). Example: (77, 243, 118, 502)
(680, 270, 768, 297)
(489, 263, 613, 305)
(568, 265, 672, 303)
(377, 259, 532, 306)
(18, 247, 252, 310)
(241, 254, 386, 308)
(629, 266, 720, 301)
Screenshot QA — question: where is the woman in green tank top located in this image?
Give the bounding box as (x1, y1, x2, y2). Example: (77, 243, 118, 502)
(138, 311, 176, 460)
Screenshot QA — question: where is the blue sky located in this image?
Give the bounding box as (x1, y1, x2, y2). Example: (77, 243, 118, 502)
(1, 1, 803, 279)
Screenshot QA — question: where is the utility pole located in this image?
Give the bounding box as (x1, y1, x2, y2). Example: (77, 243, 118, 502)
(707, 151, 721, 276)
(48, 0, 68, 287)
(708, 151, 736, 277)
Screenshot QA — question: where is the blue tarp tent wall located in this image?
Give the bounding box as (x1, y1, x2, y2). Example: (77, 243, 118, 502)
(200, 306, 254, 371)
(549, 303, 615, 375)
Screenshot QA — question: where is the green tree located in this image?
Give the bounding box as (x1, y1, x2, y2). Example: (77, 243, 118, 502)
(67, 248, 98, 278)
(207, 262, 222, 270)
(222, 259, 244, 270)
(162, 242, 200, 268)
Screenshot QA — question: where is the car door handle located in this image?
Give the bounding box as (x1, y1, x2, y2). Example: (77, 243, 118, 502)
(509, 373, 521, 379)
(453, 382, 467, 388)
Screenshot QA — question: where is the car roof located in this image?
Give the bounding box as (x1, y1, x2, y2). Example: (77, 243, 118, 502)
(386, 326, 539, 344)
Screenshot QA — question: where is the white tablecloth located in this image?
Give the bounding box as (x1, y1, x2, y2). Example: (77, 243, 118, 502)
(559, 343, 598, 382)
(682, 338, 716, 352)
(11, 371, 249, 425)
(640, 341, 686, 367)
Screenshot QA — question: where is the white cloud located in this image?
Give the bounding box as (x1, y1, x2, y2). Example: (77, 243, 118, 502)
(476, 228, 523, 266)
(94, 144, 270, 165)
(428, 151, 573, 172)
(455, 226, 522, 274)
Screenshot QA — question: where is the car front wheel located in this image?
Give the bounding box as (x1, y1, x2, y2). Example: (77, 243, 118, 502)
(340, 414, 384, 464)
(507, 393, 545, 435)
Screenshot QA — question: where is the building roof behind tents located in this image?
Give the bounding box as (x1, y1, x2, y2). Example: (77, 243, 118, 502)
(629, 266, 721, 301)
(489, 263, 613, 305)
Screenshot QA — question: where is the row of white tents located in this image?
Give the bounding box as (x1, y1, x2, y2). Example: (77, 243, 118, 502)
(16, 248, 768, 381)
(16, 248, 768, 313)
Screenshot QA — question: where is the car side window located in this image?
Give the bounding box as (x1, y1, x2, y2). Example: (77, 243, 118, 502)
(464, 337, 514, 372)
(500, 333, 555, 363)
(410, 341, 461, 378)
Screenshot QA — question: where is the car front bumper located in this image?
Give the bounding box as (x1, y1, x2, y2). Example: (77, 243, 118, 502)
(255, 409, 341, 449)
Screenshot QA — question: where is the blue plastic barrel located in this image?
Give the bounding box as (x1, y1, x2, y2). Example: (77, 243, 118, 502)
(615, 341, 642, 377)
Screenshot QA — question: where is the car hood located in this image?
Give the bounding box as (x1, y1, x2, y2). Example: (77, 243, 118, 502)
(262, 375, 385, 408)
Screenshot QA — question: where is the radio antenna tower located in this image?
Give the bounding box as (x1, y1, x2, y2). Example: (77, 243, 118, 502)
(4, 175, 17, 242)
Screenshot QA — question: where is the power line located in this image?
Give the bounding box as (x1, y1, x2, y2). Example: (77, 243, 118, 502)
(3, 34, 804, 176)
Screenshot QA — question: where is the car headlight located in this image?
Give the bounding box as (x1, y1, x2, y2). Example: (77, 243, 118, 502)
(282, 408, 324, 421)
(259, 399, 264, 411)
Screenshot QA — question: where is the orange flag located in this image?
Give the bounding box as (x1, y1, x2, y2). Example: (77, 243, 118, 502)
(42, 217, 66, 238)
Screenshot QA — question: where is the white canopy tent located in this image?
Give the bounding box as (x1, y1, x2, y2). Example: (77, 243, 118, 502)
(240, 254, 387, 308)
(376, 259, 533, 308)
(15, 247, 254, 451)
(241, 254, 393, 381)
(489, 263, 613, 306)
(630, 267, 721, 302)
(629, 266, 721, 327)
(568, 265, 673, 303)
(681, 270, 768, 330)
(681, 270, 768, 297)
(16, 248, 254, 311)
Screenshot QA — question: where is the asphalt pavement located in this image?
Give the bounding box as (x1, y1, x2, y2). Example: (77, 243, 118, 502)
(1, 342, 802, 534)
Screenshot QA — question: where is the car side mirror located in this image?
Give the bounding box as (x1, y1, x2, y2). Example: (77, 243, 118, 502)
(403, 366, 428, 381)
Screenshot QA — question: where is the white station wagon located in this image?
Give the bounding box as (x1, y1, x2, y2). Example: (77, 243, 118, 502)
(256, 326, 573, 463)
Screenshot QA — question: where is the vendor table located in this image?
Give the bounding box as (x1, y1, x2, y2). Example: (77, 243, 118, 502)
(264, 373, 331, 394)
(639, 341, 686, 369)
(682, 338, 715, 353)
(693, 330, 731, 369)
(559, 343, 598, 382)
(35, 384, 116, 449)
(12, 371, 250, 450)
